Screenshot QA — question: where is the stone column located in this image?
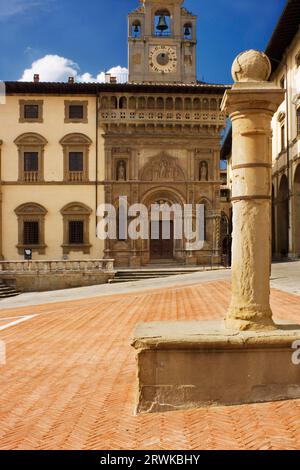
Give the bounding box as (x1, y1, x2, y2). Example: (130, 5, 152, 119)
(222, 50, 285, 331)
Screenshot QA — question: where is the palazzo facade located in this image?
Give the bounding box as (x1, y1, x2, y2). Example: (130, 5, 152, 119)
(0, 0, 227, 271)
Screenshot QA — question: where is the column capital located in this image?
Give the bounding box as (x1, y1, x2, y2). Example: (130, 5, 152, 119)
(221, 83, 285, 117)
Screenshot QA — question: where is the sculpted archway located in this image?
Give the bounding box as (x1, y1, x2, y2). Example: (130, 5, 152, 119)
(141, 188, 186, 263)
(140, 153, 186, 182)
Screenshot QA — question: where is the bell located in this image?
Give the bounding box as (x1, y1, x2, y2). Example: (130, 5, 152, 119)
(157, 15, 168, 33)
(184, 25, 191, 37)
(134, 24, 140, 35)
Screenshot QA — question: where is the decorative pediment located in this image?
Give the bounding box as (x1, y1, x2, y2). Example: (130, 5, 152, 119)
(60, 133, 92, 146)
(181, 7, 194, 17)
(60, 202, 92, 216)
(15, 203, 47, 216)
(140, 153, 186, 182)
(14, 133, 48, 146)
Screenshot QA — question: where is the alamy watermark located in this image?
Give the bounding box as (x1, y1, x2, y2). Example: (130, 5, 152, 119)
(96, 197, 205, 250)
(292, 340, 300, 365)
(0, 81, 6, 105)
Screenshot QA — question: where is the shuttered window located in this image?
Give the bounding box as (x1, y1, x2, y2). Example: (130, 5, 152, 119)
(23, 221, 39, 245)
(69, 221, 84, 244)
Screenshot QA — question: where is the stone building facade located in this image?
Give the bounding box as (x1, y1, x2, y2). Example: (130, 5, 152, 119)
(0, 0, 227, 274)
(267, 0, 300, 259)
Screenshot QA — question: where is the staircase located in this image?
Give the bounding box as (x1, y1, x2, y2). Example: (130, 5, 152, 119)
(0, 283, 21, 299)
(109, 267, 201, 284)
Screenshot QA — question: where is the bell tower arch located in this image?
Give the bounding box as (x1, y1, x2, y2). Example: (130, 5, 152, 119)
(128, 0, 197, 84)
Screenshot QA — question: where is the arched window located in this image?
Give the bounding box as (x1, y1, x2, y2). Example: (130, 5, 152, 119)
(60, 202, 92, 254)
(202, 99, 209, 111)
(15, 203, 47, 255)
(14, 133, 48, 183)
(175, 97, 183, 110)
(193, 98, 201, 110)
(183, 23, 192, 40)
(147, 97, 155, 109)
(60, 133, 92, 183)
(184, 98, 192, 110)
(132, 20, 141, 38)
(119, 97, 127, 109)
(100, 96, 109, 109)
(154, 9, 171, 37)
(129, 97, 136, 110)
(156, 97, 164, 109)
(138, 97, 146, 109)
(166, 97, 173, 110)
(210, 98, 218, 111)
(110, 96, 118, 109)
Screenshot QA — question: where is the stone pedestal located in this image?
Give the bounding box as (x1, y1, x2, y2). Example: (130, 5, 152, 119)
(132, 321, 300, 414)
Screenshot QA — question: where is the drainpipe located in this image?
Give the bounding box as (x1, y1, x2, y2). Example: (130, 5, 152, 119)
(285, 61, 291, 256)
(95, 93, 99, 236)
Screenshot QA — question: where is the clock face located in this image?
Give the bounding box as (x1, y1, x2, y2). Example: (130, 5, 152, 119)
(149, 46, 177, 74)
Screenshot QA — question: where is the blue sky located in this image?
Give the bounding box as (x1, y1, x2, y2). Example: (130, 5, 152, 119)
(0, 0, 287, 83)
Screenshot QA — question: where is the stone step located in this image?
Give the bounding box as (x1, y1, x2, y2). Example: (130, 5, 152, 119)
(0, 292, 21, 298)
(0, 284, 21, 299)
(109, 268, 203, 284)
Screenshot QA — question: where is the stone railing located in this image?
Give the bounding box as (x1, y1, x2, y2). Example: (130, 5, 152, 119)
(0, 259, 115, 274)
(100, 109, 226, 126)
(24, 171, 39, 183)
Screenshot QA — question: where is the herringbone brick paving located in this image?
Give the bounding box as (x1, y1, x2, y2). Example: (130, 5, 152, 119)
(0, 280, 300, 450)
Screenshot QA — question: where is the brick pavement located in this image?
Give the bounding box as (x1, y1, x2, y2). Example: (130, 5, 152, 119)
(0, 280, 300, 450)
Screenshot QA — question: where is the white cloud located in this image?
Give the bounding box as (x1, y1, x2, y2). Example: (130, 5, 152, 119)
(19, 54, 128, 83)
(0, 0, 51, 19)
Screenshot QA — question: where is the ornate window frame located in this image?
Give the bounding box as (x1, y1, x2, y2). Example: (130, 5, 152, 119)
(14, 133, 47, 183)
(64, 100, 88, 123)
(60, 202, 92, 254)
(60, 133, 92, 183)
(19, 100, 44, 123)
(15, 203, 47, 255)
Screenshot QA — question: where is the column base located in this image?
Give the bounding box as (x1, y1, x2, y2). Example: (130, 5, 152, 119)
(132, 320, 300, 414)
(226, 305, 276, 331)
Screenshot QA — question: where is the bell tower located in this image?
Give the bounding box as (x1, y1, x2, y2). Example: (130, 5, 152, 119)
(128, 0, 197, 83)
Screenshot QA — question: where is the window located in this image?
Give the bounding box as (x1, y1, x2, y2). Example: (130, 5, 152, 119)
(14, 133, 47, 182)
(15, 203, 47, 254)
(69, 221, 84, 244)
(281, 124, 286, 151)
(24, 105, 39, 119)
(60, 133, 92, 182)
(61, 202, 92, 254)
(23, 221, 39, 245)
(69, 152, 83, 172)
(19, 100, 43, 123)
(24, 152, 38, 172)
(132, 20, 141, 38)
(69, 105, 84, 120)
(297, 108, 300, 137)
(64, 101, 88, 123)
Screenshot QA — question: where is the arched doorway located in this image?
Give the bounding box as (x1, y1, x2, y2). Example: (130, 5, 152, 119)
(141, 188, 185, 263)
(294, 164, 300, 255)
(277, 174, 289, 257)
